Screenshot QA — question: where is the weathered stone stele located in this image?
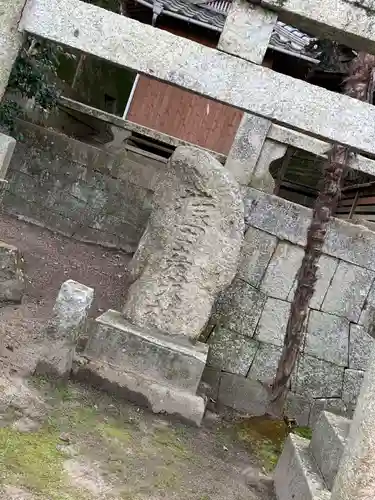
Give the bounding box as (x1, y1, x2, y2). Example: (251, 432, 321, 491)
(123, 145, 244, 339)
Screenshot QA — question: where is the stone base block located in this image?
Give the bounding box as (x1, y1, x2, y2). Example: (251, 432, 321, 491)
(274, 434, 330, 500)
(75, 361, 206, 426)
(309, 411, 350, 490)
(84, 310, 208, 393)
(35, 340, 74, 379)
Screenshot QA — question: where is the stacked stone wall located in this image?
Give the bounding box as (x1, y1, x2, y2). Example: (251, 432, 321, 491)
(205, 188, 375, 425)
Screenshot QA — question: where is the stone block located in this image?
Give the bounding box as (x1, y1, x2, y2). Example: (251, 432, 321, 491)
(342, 368, 364, 406)
(293, 355, 344, 399)
(224, 114, 271, 186)
(349, 324, 374, 370)
(321, 260, 374, 322)
(255, 297, 291, 347)
(218, 372, 271, 415)
(85, 310, 208, 393)
(207, 327, 258, 376)
(309, 411, 350, 490)
(359, 280, 375, 335)
(237, 226, 277, 288)
(309, 398, 349, 427)
(284, 392, 311, 427)
(35, 280, 94, 378)
(218, 1, 277, 64)
(247, 341, 281, 384)
(0, 133, 16, 179)
(288, 254, 339, 309)
(75, 362, 206, 426)
(217, 279, 267, 337)
(324, 217, 375, 272)
(274, 434, 330, 500)
(244, 188, 310, 246)
(305, 310, 349, 366)
(0, 241, 25, 304)
(261, 242, 304, 300)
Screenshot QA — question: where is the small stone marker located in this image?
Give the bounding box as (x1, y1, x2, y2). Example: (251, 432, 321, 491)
(0, 241, 25, 304)
(81, 146, 244, 425)
(35, 280, 94, 378)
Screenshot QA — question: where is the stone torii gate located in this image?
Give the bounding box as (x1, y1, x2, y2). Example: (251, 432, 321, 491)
(2, 0, 375, 495)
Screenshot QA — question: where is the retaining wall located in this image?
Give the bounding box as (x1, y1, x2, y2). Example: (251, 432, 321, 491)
(205, 188, 375, 426)
(1, 121, 166, 252)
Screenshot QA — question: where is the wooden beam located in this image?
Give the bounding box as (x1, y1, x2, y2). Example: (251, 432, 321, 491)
(20, 0, 375, 161)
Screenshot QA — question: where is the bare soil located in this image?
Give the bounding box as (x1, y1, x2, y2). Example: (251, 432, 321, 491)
(0, 214, 277, 499)
(0, 213, 132, 373)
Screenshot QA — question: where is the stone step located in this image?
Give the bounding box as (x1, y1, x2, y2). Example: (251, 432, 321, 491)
(309, 411, 351, 490)
(84, 309, 208, 393)
(274, 434, 330, 500)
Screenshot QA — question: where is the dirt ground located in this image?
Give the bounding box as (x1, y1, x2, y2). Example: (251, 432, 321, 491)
(0, 213, 132, 373)
(0, 214, 278, 499)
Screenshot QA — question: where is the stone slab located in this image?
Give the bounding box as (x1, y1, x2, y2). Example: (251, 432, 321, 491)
(309, 411, 350, 490)
(349, 324, 374, 370)
(247, 341, 281, 384)
(218, 1, 277, 64)
(261, 241, 304, 300)
(293, 355, 344, 399)
(237, 226, 277, 288)
(0, 241, 24, 304)
(218, 372, 271, 415)
(84, 309, 208, 393)
(321, 261, 375, 322)
(0, 133, 16, 179)
(207, 327, 258, 376)
(224, 114, 271, 185)
(305, 310, 349, 367)
(255, 297, 291, 347)
(342, 368, 364, 407)
(216, 279, 267, 337)
(309, 398, 349, 427)
(259, 0, 375, 55)
(274, 434, 330, 500)
(75, 362, 206, 426)
(288, 254, 339, 309)
(21, 0, 375, 159)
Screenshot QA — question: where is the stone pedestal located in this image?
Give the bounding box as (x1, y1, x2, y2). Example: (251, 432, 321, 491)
(79, 146, 244, 425)
(79, 310, 208, 425)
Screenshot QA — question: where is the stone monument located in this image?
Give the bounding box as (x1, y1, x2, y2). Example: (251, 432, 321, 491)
(80, 146, 244, 425)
